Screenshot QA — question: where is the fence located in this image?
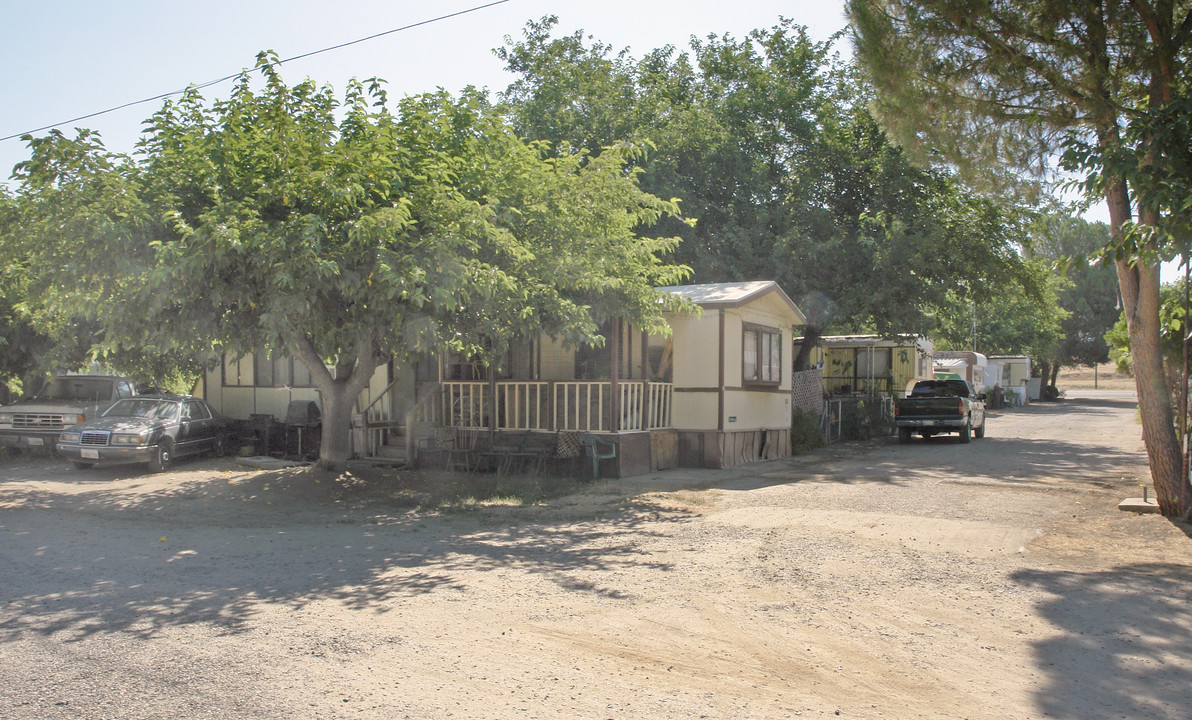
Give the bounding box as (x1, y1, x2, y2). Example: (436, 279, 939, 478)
(821, 395, 895, 444)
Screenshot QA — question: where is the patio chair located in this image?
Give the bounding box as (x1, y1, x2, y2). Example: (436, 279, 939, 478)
(431, 426, 475, 472)
(473, 429, 533, 474)
(579, 433, 617, 481)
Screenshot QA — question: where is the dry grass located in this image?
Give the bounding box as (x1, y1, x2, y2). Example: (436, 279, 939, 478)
(1056, 362, 1135, 391)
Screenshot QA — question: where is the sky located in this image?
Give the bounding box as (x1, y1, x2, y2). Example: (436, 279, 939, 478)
(0, 0, 850, 181)
(4, 0, 1149, 276)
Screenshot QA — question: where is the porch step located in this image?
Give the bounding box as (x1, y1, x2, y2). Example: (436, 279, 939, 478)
(350, 455, 411, 467)
(374, 444, 407, 460)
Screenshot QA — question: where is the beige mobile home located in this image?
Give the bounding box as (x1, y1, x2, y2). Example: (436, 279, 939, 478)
(987, 355, 1033, 405)
(661, 281, 806, 468)
(198, 281, 805, 476)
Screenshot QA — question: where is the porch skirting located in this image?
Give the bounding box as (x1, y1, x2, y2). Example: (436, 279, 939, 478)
(677, 428, 791, 469)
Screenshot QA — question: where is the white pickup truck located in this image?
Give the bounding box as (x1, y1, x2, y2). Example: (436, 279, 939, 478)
(0, 375, 137, 450)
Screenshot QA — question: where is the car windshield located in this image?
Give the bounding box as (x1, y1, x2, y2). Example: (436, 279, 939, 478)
(102, 399, 180, 421)
(37, 378, 114, 402)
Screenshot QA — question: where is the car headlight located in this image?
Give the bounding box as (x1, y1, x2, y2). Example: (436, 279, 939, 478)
(62, 414, 86, 425)
(0, 412, 12, 426)
(59, 432, 80, 444)
(112, 433, 145, 446)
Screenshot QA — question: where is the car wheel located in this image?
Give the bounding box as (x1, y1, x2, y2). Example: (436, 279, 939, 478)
(71, 461, 94, 470)
(959, 423, 972, 443)
(898, 427, 912, 444)
(148, 441, 173, 473)
(975, 421, 986, 439)
(211, 435, 226, 458)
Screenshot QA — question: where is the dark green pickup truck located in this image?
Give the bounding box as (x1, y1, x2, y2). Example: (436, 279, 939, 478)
(894, 379, 987, 443)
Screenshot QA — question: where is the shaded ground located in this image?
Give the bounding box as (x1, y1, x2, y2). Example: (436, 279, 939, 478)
(0, 390, 1188, 719)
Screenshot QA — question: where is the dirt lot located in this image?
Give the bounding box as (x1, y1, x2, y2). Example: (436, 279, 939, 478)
(1, 390, 1189, 720)
(1056, 362, 1136, 392)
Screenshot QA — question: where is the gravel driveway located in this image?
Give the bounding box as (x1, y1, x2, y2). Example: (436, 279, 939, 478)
(1, 389, 1188, 719)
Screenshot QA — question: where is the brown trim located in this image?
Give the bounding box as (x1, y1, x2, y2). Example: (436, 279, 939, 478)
(722, 385, 791, 394)
(674, 387, 721, 393)
(718, 309, 725, 432)
(742, 321, 781, 332)
(611, 318, 621, 431)
(640, 328, 648, 380)
(640, 327, 649, 427)
(741, 322, 782, 386)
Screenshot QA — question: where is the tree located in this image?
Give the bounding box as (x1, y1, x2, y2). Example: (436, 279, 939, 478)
(848, 0, 1192, 517)
(1033, 215, 1121, 388)
(0, 144, 199, 399)
(931, 259, 1067, 367)
(498, 17, 1042, 367)
(4, 54, 690, 471)
(1107, 278, 1188, 398)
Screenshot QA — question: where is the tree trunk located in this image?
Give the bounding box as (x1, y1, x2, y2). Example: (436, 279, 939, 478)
(315, 381, 366, 472)
(1108, 179, 1186, 517)
(794, 325, 822, 371)
(292, 334, 381, 473)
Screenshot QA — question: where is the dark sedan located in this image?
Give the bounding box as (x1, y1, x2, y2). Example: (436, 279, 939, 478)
(57, 395, 227, 472)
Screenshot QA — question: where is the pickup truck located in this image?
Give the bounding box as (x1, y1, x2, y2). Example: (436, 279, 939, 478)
(0, 375, 137, 450)
(894, 379, 986, 444)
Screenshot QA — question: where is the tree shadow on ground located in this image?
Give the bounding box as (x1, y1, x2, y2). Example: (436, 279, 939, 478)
(0, 459, 695, 643)
(1014, 563, 1192, 720)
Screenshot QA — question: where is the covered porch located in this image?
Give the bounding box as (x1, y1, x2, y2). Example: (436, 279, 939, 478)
(355, 318, 678, 478)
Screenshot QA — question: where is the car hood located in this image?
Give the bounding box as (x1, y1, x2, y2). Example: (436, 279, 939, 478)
(2, 400, 113, 416)
(76, 416, 167, 434)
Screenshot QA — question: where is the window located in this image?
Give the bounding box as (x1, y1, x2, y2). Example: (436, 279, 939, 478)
(743, 325, 782, 384)
(856, 347, 891, 378)
(224, 352, 316, 388)
(183, 401, 211, 420)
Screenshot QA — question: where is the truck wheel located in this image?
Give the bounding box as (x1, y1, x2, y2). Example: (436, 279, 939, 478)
(898, 427, 912, 444)
(959, 424, 972, 443)
(975, 421, 985, 439)
(147, 441, 173, 473)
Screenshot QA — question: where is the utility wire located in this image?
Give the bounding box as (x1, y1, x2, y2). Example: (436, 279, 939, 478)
(0, 0, 512, 143)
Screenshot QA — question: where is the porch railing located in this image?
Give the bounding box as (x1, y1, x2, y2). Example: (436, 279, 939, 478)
(824, 376, 893, 396)
(418, 380, 672, 432)
(618, 381, 673, 431)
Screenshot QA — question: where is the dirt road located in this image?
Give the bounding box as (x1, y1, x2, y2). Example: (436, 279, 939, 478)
(1, 390, 1189, 719)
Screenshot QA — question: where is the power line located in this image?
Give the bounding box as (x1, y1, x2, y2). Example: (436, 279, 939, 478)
(0, 0, 512, 144)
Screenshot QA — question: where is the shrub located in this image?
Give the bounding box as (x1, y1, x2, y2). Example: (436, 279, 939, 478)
(792, 408, 823, 454)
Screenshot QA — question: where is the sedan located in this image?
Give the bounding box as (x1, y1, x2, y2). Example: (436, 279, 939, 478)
(57, 394, 227, 472)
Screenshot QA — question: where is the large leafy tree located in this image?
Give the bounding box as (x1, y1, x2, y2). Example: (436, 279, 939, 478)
(4, 54, 689, 471)
(0, 142, 197, 398)
(930, 258, 1067, 373)
(498, 17, 1041, 364)
(848, 0, 1192, 517)
(1034, 215, 1120, 387)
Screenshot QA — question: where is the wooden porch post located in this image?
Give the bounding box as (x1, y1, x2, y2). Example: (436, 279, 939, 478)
(641, 327, 650, 429)
(610, 318, 621, 432)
